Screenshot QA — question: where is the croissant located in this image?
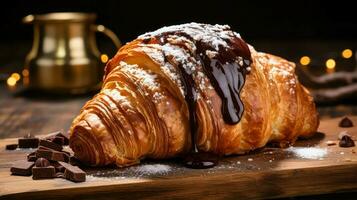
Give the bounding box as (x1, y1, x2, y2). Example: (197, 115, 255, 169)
(69, 23, 319, 167)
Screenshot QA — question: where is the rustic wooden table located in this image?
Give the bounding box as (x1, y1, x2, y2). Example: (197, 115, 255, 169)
(0, 85, 91, 139)
(1, 84, 357, 200)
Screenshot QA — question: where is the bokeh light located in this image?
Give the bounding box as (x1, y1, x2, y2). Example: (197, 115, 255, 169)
(101, 54, 109, 63)
(11, 73, 21, 81)
(22, 69, 29, 77)
(342, 49, 353, 59)
(300, 56, 311, 66)
(7, 77, 17, 86)
(325, 58, 336, 69)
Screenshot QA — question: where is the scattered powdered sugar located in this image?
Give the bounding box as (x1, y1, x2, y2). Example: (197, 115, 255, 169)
(87, 163, 173, 180)
(119, 61, 159, 91)
(268, 65, 296, 95)
(136, 164, 172, 175)
(87, 175, 127, 181)
(138, 23, 238, 52)
(269, 66, 291, 80)
(152, 92, 163, 103)
(139, 45, 185, 95)
(286, 147, 328, 160)
(205, 50, 218, 59)
(236, 56, 244, 66)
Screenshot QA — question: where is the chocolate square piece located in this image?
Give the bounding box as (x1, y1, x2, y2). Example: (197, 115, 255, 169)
(56, 132, 69, 145)
(35, 158, 50, 167)
(36, 149, 69, 162)
(45, 131, 69, 145)
(39, 139, 63, 151)
(51, 136, 64, 146)
(32, 166, 56, 179)
(6, 144, 18, 150)
(18, 138, 39, 148)
(10, 160, 34, 176)
(27, 152, 37, 162)
(69, 156, 81, 166)
(52, 162, 65, 173)
(59, 161, 86, 182)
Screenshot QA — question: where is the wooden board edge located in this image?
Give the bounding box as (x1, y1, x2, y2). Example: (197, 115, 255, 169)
(2, 162, 357, 200)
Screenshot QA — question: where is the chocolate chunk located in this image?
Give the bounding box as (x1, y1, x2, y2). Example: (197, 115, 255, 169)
(18, 137, 39, 148)
(39, 139, 63, 151)
(62, 151, 71, 157)
(51, 161, 65, 173)
(56, 165, 65, 173)
(35, 158, 50, 167)
(45, 131, 69, 145)
(6, 144, 18, 150)
(339, 135, 355, 147)
(69, 156, 81, 166)
(10, 160, 34, 176)
(36, 149, 69, 162)
(51, 136, 64, 146)
(32, 166, 56, 180)
(38, 146, 51, 151)
(56, 132, 69, 146)
(27, 152, 37, 162)
(59, 161, 86, 182)
(28, 155, 37, 162)
(339, 117, 354, 127)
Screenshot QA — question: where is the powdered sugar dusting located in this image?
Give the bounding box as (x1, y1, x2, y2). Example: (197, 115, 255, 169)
(138, 44, 185, 96)
(139, 23, 239, 52)
(86, 163, 173, 180)
(286, 147, 328, 160)
(136, 164, 172, 175)
(270, 66, 290, 79)
(119, 61, 160, 92)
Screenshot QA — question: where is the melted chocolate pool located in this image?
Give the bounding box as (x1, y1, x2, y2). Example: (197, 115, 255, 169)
(143, 24, 252, 169)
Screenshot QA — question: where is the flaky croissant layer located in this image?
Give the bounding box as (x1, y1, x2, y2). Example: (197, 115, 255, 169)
(69, 23, 319, 167)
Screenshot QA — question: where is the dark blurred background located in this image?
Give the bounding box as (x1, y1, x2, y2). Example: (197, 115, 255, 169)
(0, 0, 356, 75)
(1, 0, 357, 41)
(0, 0, 357, 106)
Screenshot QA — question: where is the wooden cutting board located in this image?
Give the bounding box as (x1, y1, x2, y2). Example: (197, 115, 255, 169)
(1, 116, 357, 200)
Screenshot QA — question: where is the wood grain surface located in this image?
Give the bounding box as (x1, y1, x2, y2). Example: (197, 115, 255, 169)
(0, 116, 357, 200)
(0, 85, 90, 139)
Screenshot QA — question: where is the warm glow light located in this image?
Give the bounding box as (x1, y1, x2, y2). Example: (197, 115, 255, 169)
(101, 54, 109, 63)
(326, 59, 336, 69)
(22, 69, 29, 77)
(7, 77, 17, 86)
(300, 56, 311, 66)
(11, 73, 21, 81)
(342, 49, 353, 59)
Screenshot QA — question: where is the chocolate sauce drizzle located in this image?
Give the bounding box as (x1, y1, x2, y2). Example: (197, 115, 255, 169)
(142, 24, 252, 169)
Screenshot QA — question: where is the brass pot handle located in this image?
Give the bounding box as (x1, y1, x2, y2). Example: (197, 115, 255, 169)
(92, 24, 122, 49)
(22, 15, 35, 24)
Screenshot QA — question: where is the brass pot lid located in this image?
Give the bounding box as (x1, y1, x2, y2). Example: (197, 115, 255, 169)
(23, 12, 96, 24)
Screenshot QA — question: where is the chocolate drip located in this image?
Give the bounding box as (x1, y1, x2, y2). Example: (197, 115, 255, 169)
(197, 38, 251, 124)
(146, 24, 252, 169)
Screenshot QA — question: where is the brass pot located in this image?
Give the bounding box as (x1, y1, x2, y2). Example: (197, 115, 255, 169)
(23, 12, 121, 94)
